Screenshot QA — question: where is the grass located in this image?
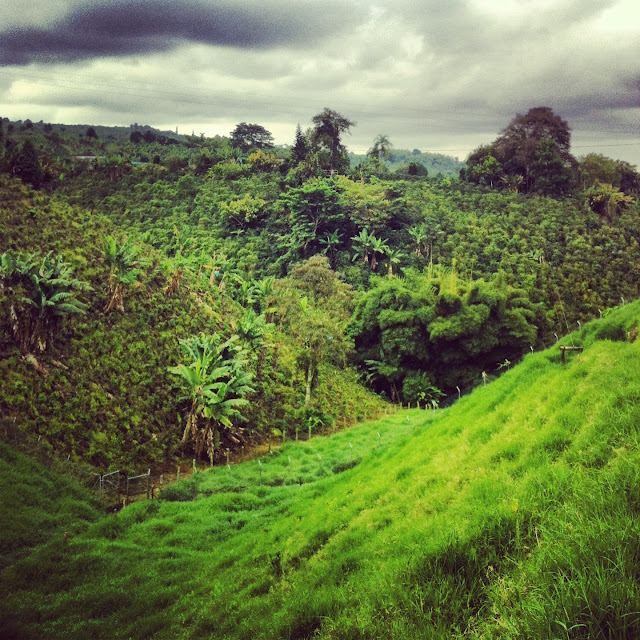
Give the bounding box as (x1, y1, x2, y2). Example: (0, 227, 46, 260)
(0, 441, 101, 571)
(3, 301, 640, 639)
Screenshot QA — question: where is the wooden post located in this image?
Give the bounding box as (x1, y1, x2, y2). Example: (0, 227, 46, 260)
(146, 469, 150, 500)
(176, 465, 180, 482)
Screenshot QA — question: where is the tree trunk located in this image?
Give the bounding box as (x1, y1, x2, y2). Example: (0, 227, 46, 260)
(305, 361, 314, 406)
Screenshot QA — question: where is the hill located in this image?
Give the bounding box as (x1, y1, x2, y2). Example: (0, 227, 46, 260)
(0, 441, 101, 572)
(0, 176, 383, 472)
(2, 300, 640, 639)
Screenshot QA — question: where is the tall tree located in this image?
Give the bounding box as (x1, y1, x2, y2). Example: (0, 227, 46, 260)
(292, 124, 310, 164)
(368, 134, 392, 160)
(311, 108, 355, 174)
(11, 138, 43, 188)
(230, 123, 274, 153)
(464, 107, 576, 194)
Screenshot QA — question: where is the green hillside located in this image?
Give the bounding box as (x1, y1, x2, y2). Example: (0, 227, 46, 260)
(2, 301, 640, 639)
(0, 441, 101, 571)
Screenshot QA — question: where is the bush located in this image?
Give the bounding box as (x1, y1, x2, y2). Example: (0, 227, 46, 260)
(160, 479, 198, 502)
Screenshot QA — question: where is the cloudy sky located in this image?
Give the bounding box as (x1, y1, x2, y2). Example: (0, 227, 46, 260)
(0, 0, 638, 164)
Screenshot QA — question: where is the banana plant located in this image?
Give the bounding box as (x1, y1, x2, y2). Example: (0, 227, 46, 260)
(103, 235, 143, 313)
(168, 333, 254, 459)
(1, 250, 90, 352)
(385, 248, 406, 278)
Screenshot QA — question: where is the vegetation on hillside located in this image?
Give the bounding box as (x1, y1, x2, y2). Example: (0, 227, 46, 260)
(2, 301, 640, 638)
(1, 105, 639, 474)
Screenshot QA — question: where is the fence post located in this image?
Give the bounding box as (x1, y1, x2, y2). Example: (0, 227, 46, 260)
(126, 475, 129, 501)
(146, 469, 150, 500)
(176, 465, 180, 482)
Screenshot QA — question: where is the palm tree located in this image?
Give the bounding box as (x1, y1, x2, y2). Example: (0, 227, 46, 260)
(103, 235, 142, 313)
(368, 134, 392, 161)
(1, 250, 90, 352)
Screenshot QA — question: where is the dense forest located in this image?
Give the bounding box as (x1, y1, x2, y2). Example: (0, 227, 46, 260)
(1, 106, 639, 474)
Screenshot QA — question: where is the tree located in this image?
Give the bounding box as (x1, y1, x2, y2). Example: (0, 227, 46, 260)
(103, 235, 143, 313)
(351, 271, 539, 398)
(11, 139, 43, 188)
(351, 228, 388, 270)
(385, 248, 405, 278)
(129, 131, 143, 144)
(230, 122, 274, 153)
(1, 250, 90, 352)
(85, 127, 98, 139)
(281, 178, 346, 257)
(464, 107, 577, 193)
(311, 108, 356, 174)
(292, 124, 310, 164)
(585, 181, 634, 222)
(578, 153, 640, 196)
(494, 106, 575, 192)
(168, 334, 254, 460)
(529, 137, 574, 197)
(219, 194, 267, 231)
(319, 230, 342, 269)
(368, 134, 392, 161)
(408, 225, 427, 257)
(275, 256, 354, 405)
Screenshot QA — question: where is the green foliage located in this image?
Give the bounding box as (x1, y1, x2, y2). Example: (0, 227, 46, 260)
(168, 333, 254, 459)
(10, 138, 44, 188)
(229, 122, 274, 153)
(1, 249, 90, 352)
(103, 235, 143, 313)
(4, 302, 640, 638)
(464, 106, 576, 195)
(351, 270, 539, 396)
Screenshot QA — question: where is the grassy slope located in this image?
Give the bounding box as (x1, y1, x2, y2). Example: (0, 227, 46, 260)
(0, 441, 101, 572)
(2, 302, 640, 639)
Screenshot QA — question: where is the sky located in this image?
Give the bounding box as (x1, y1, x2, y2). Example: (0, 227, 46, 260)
(0, 0, 638, 164)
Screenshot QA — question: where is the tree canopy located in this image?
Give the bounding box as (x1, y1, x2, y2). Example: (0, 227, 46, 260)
(230, 122, 274, 153)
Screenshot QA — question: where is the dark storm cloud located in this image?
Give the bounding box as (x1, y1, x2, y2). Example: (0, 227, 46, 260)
(0, 0, 361, 65)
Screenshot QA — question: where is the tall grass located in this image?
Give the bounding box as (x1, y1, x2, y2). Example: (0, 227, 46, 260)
(2, 301, 640, 639)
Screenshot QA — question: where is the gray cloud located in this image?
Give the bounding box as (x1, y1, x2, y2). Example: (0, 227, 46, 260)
(1, 0, 639, 165)
(0, 0, 362, 64)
